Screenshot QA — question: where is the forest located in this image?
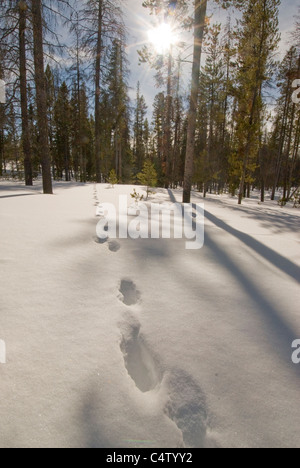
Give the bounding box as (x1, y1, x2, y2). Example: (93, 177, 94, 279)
(0, 0, 299, 205)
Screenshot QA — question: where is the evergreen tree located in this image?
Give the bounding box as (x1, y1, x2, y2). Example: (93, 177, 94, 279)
(152, 92, 165, 183)
(183, 0, 208, 203)
(31, 0, 53, 194)
(106, 38, 131, 182)
(271, 47, 300, 200)
(19, 0, 32, 186)
(45, 65, 56, 178)
(108, 168, 118, 187)
(233, 0, 280, 204)
(0, 47, 6, 177)
(53, 82, 71, 181)
(105, 39, 130, 181)
(198, 24, 226, 197)
(70, 83, 93, 182)
(134, 82, 148, 173)
(138, 160, 158, 200)
(81, 0, 126, 182)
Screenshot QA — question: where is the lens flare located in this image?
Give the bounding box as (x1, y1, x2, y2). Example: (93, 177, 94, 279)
(148, 23, 177, 54)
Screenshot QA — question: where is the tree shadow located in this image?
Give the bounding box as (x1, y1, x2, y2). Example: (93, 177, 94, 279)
(0, 193, 37, 199)
(204, 210, 300, 284)
(79, 388, 114, 448)
(169, 190, 300, 284)
(192, 191, 300, 235)
(166, 190, 299, 374)
(203, 231, 299, 374)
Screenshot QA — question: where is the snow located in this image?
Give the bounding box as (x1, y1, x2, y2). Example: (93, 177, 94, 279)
(0, 180, 299, 448)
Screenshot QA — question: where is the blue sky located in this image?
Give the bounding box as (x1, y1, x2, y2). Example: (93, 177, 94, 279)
(124, 0, 299, 120)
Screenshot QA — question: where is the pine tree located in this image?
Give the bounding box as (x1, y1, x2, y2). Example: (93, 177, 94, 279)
(152, 92, 165, 183)
(53, 82, 71, 181)
(200, 23, 226, 197)
(134, 82, 148, 173)
(106, 39, 130, 182)
(271, 47, 300, 200)
(70, 83, 93, 182)
(19, 0, 32, 186)
(138, 160, 158, 200)
(108, 168, 118, 187)
(234, 0, 280, 204)
(45, 66, 57, 177)
(82, 0, 126, 183)
(31, 0, 53, 194)
(0, 47, 5, 177)
(183, 0, 208, 203)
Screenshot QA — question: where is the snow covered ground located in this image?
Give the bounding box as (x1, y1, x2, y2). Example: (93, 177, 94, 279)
(0, 180, 299, 448)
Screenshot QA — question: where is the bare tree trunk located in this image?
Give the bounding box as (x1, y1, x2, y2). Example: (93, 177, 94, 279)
(19, 1, 33, 186)
(182, 0, 207, 204)
(261, 179, 265, 203)
(0, 64, 4, 176)
(31, 0, 53, 194)
(165, 48, 173, 188)
(95, 0, 103, 183)
(75, 13, 85, 183)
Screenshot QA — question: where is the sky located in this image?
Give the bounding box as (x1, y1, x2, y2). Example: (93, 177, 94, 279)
(124, 0, 299, 120)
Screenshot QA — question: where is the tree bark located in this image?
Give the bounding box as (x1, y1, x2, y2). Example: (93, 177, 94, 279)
(287, 117, 300, 199)
(0, 62, 4, 176)
(19, 1, 33, 186)
(182, 0, 207, 204)
(261, 180, 265, 202)
(31, 0, 53, 194)
(164, 48, 173, 188)
(283, 55, 300, 199)
(95, 0, 103, 183)
(271, 88, 290, 201)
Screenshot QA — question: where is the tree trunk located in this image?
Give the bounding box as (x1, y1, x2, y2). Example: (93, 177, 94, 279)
(31, 0, 52, 194)
(164, 48, 173, 188)
(182, 0, 207, 204)
(0, 75, 4, 176)
(246, 183, 250, 199)
(271, 83, 290, 200)
(261, 180, 265, 202)
(287, 118, 300, 199)
(19, 1, 33, 186)
(95, 0, 103, 183)
(283, 101, 296, 199)
(238, 86, 259, 205)
(283, 55, 300, 199)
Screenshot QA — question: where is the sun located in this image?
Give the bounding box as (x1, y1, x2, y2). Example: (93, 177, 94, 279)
(148, 23, 178, 54)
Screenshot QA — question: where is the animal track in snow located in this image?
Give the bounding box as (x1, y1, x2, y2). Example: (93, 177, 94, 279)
(94, 236, 107, 245)
(165, 371, 208, 448)
(108, 240, 121, 252)
(120, 316, 161, 393)
(94, 235, 121, 253)
(119, 280, 141, 306)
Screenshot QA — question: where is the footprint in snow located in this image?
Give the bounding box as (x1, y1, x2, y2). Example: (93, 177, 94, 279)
(94, 234, 121, 253)
(164, 370, 212, 448)
(108, 240, 121, 252)
(120, 314, 161, 393)
(118, 279, 141, 306)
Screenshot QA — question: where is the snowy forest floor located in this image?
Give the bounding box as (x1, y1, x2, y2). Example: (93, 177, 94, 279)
(0, 180, 299, 448)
